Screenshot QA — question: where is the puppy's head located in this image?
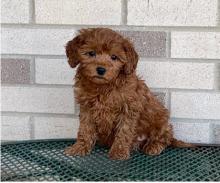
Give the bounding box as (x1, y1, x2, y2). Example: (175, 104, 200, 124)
(66, 28, 138, 84)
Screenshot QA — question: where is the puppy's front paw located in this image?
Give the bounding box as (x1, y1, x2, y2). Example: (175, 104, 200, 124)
(64, 143, 91, 156)
(109, 147, 130, 160)
(144, 143, 165, 156)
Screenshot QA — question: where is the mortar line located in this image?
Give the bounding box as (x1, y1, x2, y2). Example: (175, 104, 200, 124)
(1, 54, 66, 59)
(29, 0, 35, 24)
(151, 88, 169, 92)
(121, 0, 128, 25)
(167, 32, 171, 58)
(140, 58, 220, 63)
(30, 57, 35, 84)
(2, 54, 220, 63)
(29, 116, 35, 140)
(2, 83, 219, 93)
(2, 111, 219, 123)
(214, 63, 220, 90)
(218, 0, 220, 26)
(170, 118, 220, 123)
(168, 88, 220, 93)
(159, 87, 220, 93)
(1, 23, 220, 32)
(1, 83, 73, 88)
(1, 111, 78, 118)
(209, 123, 214, 144)
(167, 89, 171, 112)
(32, 0, 35, 24)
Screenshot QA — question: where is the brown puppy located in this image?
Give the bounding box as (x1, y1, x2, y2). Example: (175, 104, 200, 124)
(64, 28, 192, 160)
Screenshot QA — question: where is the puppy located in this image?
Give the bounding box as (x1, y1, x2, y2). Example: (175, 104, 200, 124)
(64, 28, 192, 160)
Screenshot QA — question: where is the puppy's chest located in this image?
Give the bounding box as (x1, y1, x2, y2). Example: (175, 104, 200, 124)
(78, 90, 121, 112)
(90, 95, 120, 119)
(87, 93, 121, 125)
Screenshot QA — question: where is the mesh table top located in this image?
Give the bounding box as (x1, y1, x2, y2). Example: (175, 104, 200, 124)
(1, 139, 220, 181)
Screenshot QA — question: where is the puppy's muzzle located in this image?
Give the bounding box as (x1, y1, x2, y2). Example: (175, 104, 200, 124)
(96, 67, 106, 76)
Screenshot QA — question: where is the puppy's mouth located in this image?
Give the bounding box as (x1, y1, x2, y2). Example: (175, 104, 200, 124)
(90, 75, 109, 84)
(93, 76, 108, 80)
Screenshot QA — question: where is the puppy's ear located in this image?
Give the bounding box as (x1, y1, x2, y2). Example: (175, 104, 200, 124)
(123, 40, 139, 75)
(65, 35, 82, 68)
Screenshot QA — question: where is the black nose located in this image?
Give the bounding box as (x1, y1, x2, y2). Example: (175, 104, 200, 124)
(96, 67, 106, 75)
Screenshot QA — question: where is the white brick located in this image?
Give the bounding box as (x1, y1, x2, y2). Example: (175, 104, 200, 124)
(137, 61, 215, 89)
(1, 116, 31, 141)
(37, 59, 215, 88)
(171, 92, 220, 119)
(34, 116, 79, 139)
(172, 120, 210, 143)
(36, 58, 75, 85)
(35, 0, 121, 25)
(127, 0, 218, 26)
(171, 32, 220, 59)
(1, 0, 30, 23)
(1, 28, 76, 55)
(2, 87, 74, 114)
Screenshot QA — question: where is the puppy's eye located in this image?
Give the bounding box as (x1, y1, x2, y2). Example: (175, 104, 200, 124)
(111, 55, 118, 61)
(87, 51, 96, 57)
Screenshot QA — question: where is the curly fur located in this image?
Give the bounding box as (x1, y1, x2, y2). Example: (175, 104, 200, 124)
(64, 28, 192, 160)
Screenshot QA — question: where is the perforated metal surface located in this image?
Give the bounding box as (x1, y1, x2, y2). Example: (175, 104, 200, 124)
(1, 139, 220, 181)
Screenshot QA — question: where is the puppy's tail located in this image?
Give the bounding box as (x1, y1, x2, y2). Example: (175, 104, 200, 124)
(170, 138, 196, 148)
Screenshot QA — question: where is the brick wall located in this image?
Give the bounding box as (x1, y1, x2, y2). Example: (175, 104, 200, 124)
(1, 0, 220, 144)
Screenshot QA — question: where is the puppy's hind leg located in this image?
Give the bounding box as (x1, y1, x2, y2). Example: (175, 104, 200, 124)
(143, 141, 166, 156)
(142, 124, 173, 156)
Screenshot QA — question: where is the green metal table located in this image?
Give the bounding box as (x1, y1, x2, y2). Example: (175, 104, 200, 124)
(1, 139, 220, 181)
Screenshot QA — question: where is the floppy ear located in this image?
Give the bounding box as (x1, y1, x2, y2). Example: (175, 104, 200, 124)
(65, 35, 82, 68)
(123, 40, 139, 75)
